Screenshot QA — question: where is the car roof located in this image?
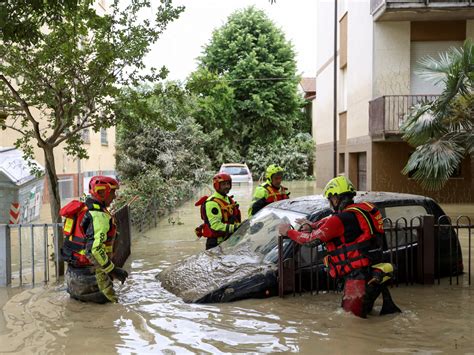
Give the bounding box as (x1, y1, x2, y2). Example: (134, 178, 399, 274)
(270, 191, 436, 216)
(221, 163, 248, 167)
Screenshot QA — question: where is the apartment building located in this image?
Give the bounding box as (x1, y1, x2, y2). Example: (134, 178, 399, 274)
(314, 0, 474, 203)
(0, 0, 116, 203)
(0, 127, 116, 202)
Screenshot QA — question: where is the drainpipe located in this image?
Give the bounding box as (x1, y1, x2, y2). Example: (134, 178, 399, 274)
(333, 0, 338, 178)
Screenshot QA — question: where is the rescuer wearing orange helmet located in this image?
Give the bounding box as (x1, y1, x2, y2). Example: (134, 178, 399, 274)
(61, 175, 128, 303)
(195, 173, 242, 250)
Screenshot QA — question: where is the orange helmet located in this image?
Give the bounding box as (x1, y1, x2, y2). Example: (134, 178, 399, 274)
(89, 176, 119, 202)
(213, 173, 232, 190)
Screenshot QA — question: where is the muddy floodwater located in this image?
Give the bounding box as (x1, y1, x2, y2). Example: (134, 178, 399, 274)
(0, 181, 473, 354)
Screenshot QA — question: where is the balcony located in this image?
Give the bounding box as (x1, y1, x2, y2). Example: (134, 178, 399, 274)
(371, 0, 474, 21)
(369, 95, 439, 141)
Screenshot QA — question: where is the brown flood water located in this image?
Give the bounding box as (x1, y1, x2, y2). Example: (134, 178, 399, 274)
(0, 181, 473, 354)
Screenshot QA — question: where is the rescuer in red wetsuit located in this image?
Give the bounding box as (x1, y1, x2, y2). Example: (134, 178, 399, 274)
(279, 176, 401, 318)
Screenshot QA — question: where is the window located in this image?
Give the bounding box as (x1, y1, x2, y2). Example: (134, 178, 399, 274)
(58, 177, 74, 201)
(100, 128, 108, 146)
(339, 12, 348, 69)
(339, 153, 345, 174)
(410, 41, 463, 95)
(82, 128, 90, 144)
(357, 152, 367, 191)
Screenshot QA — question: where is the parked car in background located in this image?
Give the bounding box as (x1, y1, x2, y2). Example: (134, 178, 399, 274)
(158, 192, 463, 303)
(219, 163, 253, 184)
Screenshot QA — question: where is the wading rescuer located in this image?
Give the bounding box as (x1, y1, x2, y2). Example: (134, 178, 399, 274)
(195, 173, 242, 250)
(61, 176, 128, 303)
(248, 164, 290, 216)
(279, 176, 401, 318)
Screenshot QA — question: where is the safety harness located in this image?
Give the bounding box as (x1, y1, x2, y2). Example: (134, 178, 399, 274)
(325, 202, 384, 278)
(263, 183, 289, 203)
(195, 195, 241, 239)
(61, 199, 116, 267)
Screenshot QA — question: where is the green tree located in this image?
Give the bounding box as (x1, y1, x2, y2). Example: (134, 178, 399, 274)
(0, 0, 80, 44)
(115, 83, 212, 225)
(0, 0, 183, 223)
(188, 6, 305, 161)
(401, 40, 474, 191)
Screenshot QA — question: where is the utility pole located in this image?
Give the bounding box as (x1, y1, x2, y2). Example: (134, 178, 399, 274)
(333, 0, 338, 178)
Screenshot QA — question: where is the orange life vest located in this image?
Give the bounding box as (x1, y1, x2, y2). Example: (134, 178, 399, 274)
(263, 183, 289, 203)
(325, 202, 384, 278)
(60, 200, 116, 267)
(195, 195, 241, 238)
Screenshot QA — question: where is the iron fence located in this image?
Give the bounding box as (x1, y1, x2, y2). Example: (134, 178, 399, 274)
(0, 223, 63, 287)
(0, 205, 131, 287)
(277, 214, 473, 298)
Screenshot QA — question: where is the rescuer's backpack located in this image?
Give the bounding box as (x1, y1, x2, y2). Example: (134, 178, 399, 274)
(60, 200, 87, 236)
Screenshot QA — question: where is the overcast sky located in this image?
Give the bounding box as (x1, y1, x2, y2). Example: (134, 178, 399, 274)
(144, 0, 317, 82)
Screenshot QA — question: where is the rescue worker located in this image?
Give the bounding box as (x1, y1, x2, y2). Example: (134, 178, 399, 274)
(61, 176, 128, 303)
(195, 173, 241, 250)
(279, 176, 401, 318)
(248, 164, 290, 217)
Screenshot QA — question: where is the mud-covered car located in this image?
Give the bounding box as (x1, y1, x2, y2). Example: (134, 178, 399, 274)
(158, 192, 463, 303)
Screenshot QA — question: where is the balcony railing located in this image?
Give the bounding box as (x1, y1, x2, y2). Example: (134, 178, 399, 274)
(369, 95, 439, 140)
(371, 0, 473, 21)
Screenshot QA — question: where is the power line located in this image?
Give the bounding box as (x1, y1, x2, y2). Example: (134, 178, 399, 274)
(205, 77, 297, 83)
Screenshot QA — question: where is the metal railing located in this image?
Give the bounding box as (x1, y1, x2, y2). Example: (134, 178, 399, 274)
(277, 214, 472, 297)
(369, 95, 439, 140)
(0, 223, 63, 286)
(0, 205, 132, 287)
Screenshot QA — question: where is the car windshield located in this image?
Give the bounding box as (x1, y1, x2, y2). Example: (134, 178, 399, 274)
(220, 207, 306, 262)
(221, 166, 249, 175)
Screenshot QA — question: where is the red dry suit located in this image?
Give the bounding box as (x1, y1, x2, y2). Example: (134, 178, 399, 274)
(288, 202, 383, 278)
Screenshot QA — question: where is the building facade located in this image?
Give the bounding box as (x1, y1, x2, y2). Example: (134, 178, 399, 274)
(0, 127, 116, 202)
(314, 0, 474, 203)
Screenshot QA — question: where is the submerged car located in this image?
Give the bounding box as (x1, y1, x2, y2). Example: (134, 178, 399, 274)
(219, 163, 253, 184)
(158, 192, 463, 303)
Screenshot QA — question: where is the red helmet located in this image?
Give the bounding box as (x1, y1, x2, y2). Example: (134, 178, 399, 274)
(213, 173, 232, 190)
(89, 176, 119, 202)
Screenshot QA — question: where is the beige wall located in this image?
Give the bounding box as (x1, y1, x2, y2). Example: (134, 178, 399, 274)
(346, 0, 373, 139)
(314, 67, 336, 145)
(373, 21, 411, 97)
(372, 142, 473, 203)
(315, 142, 335, 187)
(0, 127, 116, 175)
(468, 19, 474, 39)
(314, 0, 339, 146)
(314, 0, 374, 186)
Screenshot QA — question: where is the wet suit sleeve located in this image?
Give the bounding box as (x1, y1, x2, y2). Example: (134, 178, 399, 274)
(248, 186, 268, 216)
(206, 200, 238, 235)
(86, 210, 115, 273)
(288, 215, 345, 245)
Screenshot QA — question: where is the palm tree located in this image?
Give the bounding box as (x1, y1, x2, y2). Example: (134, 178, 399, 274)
(401, 40, 474, 191)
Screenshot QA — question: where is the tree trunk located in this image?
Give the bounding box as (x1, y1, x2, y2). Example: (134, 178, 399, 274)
(43, 145, 62, 224)
(43, 145, 65, 276)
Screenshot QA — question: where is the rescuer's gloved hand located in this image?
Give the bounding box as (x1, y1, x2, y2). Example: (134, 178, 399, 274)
(307, 237, 323, 248)
(109, 267, 128, 284)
